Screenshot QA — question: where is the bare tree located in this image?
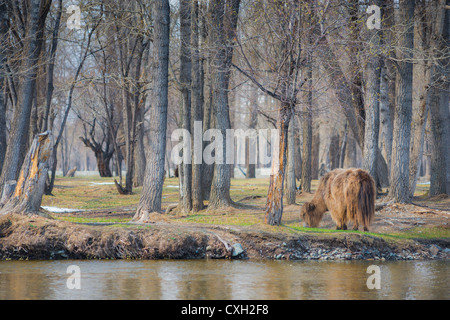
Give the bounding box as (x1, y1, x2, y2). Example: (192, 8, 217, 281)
(362, 0, 382, 181)
(191, 0, 205, 212)
(179, 0, 193, 212)
(207, 0, 241, 210)
(133, 0, 170, 221)
(0, 0, 8, 173)
(389, 0, 415, 203)
(428, 0, 450, 195)
(0, 0, 52, 195)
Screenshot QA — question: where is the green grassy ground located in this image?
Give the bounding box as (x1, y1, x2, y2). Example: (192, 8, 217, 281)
(40, 175, 449, 241)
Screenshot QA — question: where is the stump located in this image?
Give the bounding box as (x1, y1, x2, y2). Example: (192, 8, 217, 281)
(66, 167, 77, 177)
(0, 131, 53, 216)
(0, 180, 17, 207)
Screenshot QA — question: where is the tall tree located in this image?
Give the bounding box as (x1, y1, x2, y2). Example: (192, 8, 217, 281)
(362, 0, 382, 180)
(0, 0, 8, 173)
(284, 116, 296, 205)
(191, 0, 205, 211)
(409, 0, 447, 197)
(428, 0, 450, 196)
(133, 0, 170, 221)
(47, 16, 100, 195)
(42, 0, 63, 133)
(179, 0, 193, 213)
(301, 37, 313, 194)
(208, 0, 241, 209)
(0, 0, 52, 195)
(389, 0, 415, 203)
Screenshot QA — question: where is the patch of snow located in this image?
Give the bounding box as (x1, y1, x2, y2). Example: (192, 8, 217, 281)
(166, 185, 179, 188)
(89, 182, 115, 185)
(41, 206, 86, 213)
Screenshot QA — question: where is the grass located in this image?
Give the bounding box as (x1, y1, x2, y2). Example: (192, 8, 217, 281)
(53, 216, 131, 224)
(40, 174, 450, 242)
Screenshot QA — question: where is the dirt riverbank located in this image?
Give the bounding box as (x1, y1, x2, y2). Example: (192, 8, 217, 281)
(1, 197, 449, 261)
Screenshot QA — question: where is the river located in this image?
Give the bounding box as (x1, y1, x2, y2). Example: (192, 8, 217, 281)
(0, 260, 448, 300)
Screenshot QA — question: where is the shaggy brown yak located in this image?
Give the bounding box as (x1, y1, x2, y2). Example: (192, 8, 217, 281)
(300, 168, 376, 231)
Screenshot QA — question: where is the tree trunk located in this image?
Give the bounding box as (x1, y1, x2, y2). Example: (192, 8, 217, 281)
(389, 0, 415, 203)
(317, 27, 389, 188)
(0, 180, 16, 207)
(0, 131, 53, 216)
(0, 0, 8, 173)
(409, 88, 429, 197)
(202, 65, 214, 201)
(246, 84, 258, 179)
(47, 19, 98, 194)
(301, 64, 313, 193)
(0, 0, 51, 194)
(42, 0, 62, 132)
(208, 0, 240, 209)
(95, 151, 113, 177)
(362, 9, 381, 180)
(428, 0, 450, 196)
(133, 0, 170, 221)
(133, 105, 146, 187)
(179, 0, 192, 213)
(409, 0, 448, 198)
(66, 167, 77, 177)
(122, 87, 135, 194)
(191, 0, 204, 211)
(285, 117, 296, 205)
(294, 115, 302, 181)
(379, 65, 393, 173)
(429, 87, 450, 195)
(428, 1, 450, 195)
(265, 106, 290, 225)
(339, 121, 348, 168)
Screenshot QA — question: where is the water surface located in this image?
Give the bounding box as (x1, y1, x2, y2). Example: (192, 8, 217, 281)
(0, 260, 448, 300)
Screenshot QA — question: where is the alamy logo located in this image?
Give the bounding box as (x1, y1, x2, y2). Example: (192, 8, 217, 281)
(66, 265, 81, 289)
(366, 5, 381, 30)
(67, 5, 81, 30)
(170, 121, 280, 171)
(366, 265, 381, 289)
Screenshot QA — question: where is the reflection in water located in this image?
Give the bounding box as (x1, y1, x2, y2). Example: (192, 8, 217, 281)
(0, 260, 448, 300)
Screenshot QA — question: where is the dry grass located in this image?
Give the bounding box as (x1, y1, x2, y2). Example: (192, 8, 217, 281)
(39, 174, 450, 239)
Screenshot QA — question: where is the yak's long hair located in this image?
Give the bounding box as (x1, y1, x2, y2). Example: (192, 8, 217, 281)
(300, 168, 376, 231)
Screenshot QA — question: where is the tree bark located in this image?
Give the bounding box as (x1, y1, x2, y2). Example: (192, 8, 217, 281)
(428, 0, 450, 196)
(429, 86, 450, 195)
(179, 0, 193, 213)
(246, 83, 257, 179)
(285, 116, 296, 205)
(133, 104, 146, 187)
(379, 66, 393, 173)
(0, 0, 8, 173)
(265, 106, 290, 225)
(0, 0, 51, 194)
(201, 63, 214, 201)
(409, 0, 447, 198)
(389, 0, 415, 203)
(339, 121, 348, 168)
(191, 0, 204, 211)
(301, 59, 313, 193)
(42, 0, 62, 132)
(208, 0, 241, 209)
(0, 131, 53, 216)
(133, 0, 170, 221)
(362, 5, 382, 181)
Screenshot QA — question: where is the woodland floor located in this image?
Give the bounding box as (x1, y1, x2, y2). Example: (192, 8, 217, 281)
(0, 175, 449, 260)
